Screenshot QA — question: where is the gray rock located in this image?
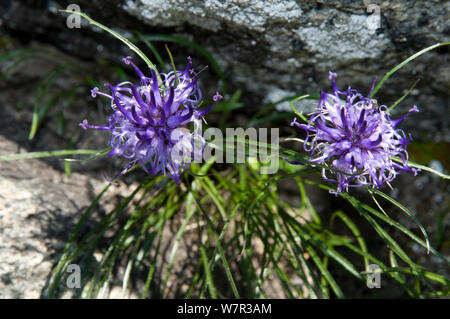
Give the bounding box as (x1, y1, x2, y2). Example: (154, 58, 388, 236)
(0, 0, 448, 141)
(0, 137, 89, 298)
(0, 134, 151, 298)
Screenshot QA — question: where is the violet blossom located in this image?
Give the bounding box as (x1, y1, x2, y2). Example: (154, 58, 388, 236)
(291, 72, 420, 194)
(79, 56, 222, 183)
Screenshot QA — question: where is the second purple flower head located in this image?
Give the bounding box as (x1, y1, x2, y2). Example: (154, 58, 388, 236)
(291, 72, 420, 194)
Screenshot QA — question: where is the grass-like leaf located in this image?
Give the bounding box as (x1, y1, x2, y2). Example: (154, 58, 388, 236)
(0, 149, 101, 161)
(370, 42, 450, 98)
(59, 10, 160, 81)
(136, 34, 226, 94)
(373, 189, 430, 254)
(393, 156, 450, 180)
(389, 79, 420, 111)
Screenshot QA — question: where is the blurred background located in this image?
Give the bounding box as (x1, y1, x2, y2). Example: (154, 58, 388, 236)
(0, 0, 448, 298)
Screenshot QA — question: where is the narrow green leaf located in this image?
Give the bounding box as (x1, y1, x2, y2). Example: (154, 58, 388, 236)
(139, 34, 226, 94)
(0, 149, 101, 161)
(289, 94, 310, 123)
(29, 65, 67, 140)
(59, 10, 160, 81)
(135, 32, 168, 73)
(373, 189, 430, 254)
(164, 44, 180, 85)
(371, 42, 450, 98)
(330, 210, 369, 270)
(389, 79, 420, 111)
(200, 247, 217, 298)
(392, 156, 450, 180)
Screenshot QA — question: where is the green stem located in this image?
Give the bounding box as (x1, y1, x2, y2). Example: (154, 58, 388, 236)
(0, 149, 100, 161)
(59, 10, 161, 82)
(371, 42, 450, 98)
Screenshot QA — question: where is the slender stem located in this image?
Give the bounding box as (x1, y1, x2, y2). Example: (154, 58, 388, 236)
(371, 42, 450, 98)
(59, 10, 161, 83)
(0, 149, 100, 161)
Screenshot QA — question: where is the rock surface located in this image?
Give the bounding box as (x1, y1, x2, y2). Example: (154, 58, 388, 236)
(0, 0, 448, 141)
(0, 136, 104, 298)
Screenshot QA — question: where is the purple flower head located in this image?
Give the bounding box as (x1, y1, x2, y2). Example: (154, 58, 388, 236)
(291, 72, 420, 194)
(80, 56, 222, 183)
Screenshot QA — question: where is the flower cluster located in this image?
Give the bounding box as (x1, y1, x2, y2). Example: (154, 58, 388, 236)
(79, 56, 222, 183)
(291, 72, 420, 194)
